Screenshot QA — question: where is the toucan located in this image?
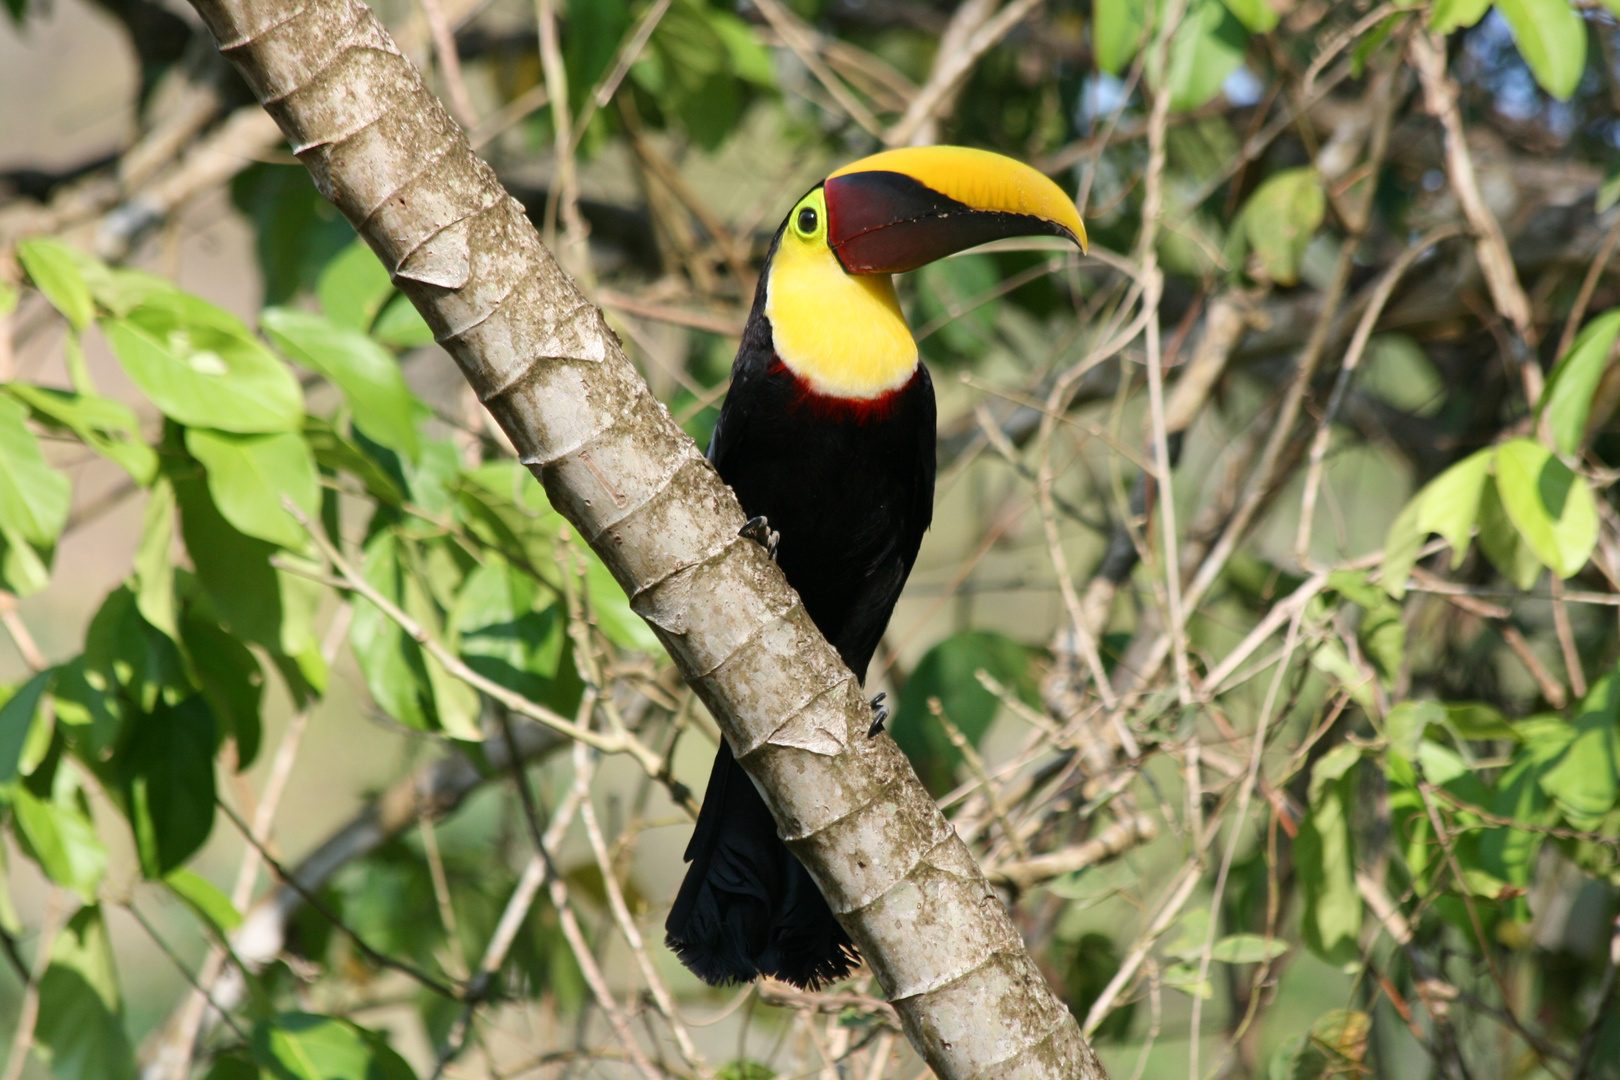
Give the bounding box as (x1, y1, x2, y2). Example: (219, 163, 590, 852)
(665, 146, 1087, 990)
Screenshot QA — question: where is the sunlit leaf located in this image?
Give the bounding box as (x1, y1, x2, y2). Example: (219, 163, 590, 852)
(1162, 0, 1248, 112)
(1540, 309, 1620, 455)
(134, 477, 178, 637)
(166, 867, 243, 934)
(0, 668, 54, 786)
(1540, 673, 1620, 829)
(1241, 168, 1324, 285)
(315, 240, 395, 332)
(1297, 744, 1362, 964)
(252, 1013, 417, 1080)
(1495, 0, 1586, 101)
(17, 237, 94, 331)
(1476, 476, 1544, 589)
(10, 781, 107, 902)
(104, 292, 304, 433)
(1094, 0, 1148, 75)
(263, 307, 422, 457)
(6, 382, 158, 485)
(1493, 438, 1598, 579)
(186, 427, 321, 549)
(34, 906, 135, 1080)
(1429, 0, 1490, 33)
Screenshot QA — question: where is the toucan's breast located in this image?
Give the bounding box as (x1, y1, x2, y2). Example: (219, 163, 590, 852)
(708, 349, 935, 679)
(764, 226, 917, 400)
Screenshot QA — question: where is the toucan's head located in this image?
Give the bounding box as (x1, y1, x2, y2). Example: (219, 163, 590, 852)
(761, 146, 1086, 401)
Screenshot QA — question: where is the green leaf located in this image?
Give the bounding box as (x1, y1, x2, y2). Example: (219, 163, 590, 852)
(51, 658, 124, 768)
(0, 394, 72, 549)
(1385, 700, 1446, 762)
(716, 1064, 776, 1080)
(369, 293, 437, 349)
(1540, 673, 1620, 828)
(1208, 933, 1288, 963)
(17, 237, 94, 331)
(711, 9, 775, 87)
(1219, 0, 1276, 33)
(230, 163, 358, 306)
(117, 695, 217, 877)
(135, 477, 178, 637)
(1493, 438, 1598, 579)
(0, 669, 54, 785)
(1540, 309, 1620, 455)
(890, 632, 1037, 794)
(179, 598, 265, 769)
(174, 471, 290, 652)
(5, 382, 158, 485)
(1094, 0, 1148, 75)
(1495, 0, 1586, 101)
(252, 1013, 417, 1080)
(1161, 961, 1214, 997)
(1477, 476, 1544, 589)
(1383, 445, 1499, 599)
(1162, 0, 1248, 113)
(1240, 168, 1325, 285)
(582, 548, 662, 654)
(1599, 165, 1620, 214)
(0, 391, 72, 595)
(186, 428, 320, 549)
(1416, 448, 1495, 578)
(262, 307, 421, 457)
(315, 240, 395, 332)
(10, 781, 107, 902)
(1297, 744, 1362, 963)
(349, 531, 438, 733)
(34, 906, 135, 1080)
(103, 292, 303, 433)
(1428, 0, 1490, 32)
(453, 556, 566, 702)
(304, 418, 405, 507)
(166, 867, 243, 933)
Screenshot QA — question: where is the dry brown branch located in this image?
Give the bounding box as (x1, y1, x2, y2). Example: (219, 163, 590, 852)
(1412, 33, 1538, 369)
(987, 813, 1159, 891)
(886, 0, 1043, 148)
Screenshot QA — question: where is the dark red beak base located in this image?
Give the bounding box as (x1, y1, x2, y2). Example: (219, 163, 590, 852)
(823, 171, 1080, 275)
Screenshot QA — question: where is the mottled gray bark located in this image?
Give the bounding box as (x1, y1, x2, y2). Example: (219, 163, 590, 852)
(182, 0, 1106, 1074)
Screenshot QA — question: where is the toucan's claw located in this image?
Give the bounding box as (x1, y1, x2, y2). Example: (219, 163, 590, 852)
(739, 516, 780, 561)
(867, 692, 889, 738)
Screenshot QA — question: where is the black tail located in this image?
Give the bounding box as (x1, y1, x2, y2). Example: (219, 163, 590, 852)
(665, 739, 858, 989)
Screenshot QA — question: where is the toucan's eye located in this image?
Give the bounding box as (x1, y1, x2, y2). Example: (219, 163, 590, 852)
(796, 206, 817, 235)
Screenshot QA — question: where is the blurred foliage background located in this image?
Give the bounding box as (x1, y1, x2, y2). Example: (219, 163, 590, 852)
(2, 0, 1620, 1078)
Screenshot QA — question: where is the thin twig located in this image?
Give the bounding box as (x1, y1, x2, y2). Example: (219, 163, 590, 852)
(885, 0, 1045, 148)
(419, 0, 477, 127)
(217, 800, 463, 1000)
(750, 0, 883, 138)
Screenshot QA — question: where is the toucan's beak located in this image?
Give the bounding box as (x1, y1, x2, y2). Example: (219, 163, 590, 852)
(823, 146, 1087, 275)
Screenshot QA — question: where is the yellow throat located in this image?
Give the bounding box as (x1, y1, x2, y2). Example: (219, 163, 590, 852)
(764, 188, 918, 400)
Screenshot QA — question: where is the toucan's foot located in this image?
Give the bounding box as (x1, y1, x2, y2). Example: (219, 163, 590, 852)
(739, 516, 780, 562)
(867, 692, 889, 738)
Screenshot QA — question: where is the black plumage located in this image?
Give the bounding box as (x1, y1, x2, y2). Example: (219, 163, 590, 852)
(664, 227, 936, 989)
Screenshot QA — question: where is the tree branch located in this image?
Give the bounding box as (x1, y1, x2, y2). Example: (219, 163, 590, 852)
(183, 0, 1106, 1074)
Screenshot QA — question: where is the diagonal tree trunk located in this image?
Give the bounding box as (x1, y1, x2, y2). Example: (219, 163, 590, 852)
(182, 0, 1107, 1074)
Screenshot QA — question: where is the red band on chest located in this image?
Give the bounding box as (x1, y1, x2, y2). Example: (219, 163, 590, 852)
(769, 358, 912, 424)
